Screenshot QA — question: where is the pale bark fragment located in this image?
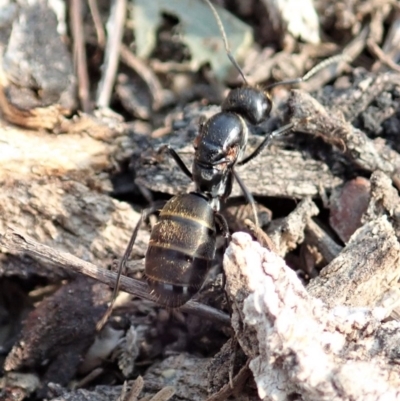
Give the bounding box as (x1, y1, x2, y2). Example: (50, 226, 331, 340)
(0, 120, 148, 275)
(267, 197, 319, 256)
(224, 232, 400, 401)
(307, 216, 400, 309)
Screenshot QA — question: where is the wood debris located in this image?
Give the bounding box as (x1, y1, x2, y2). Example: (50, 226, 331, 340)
(224, 232, 400, 400)
(0, 0, 400, 400)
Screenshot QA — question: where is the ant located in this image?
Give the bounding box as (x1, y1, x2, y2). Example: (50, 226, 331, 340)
(98, 0, 346, 327)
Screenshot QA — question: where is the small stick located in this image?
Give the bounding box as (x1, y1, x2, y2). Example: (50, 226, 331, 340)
(205, 359, 251, 401)
(96, 0, 127, 108)
(244, 218, 278, 253)
(305, 219, 343, 263)
(88, 0, 106, 47)
(75, 367, 104, 389)
(70, 0, 91, 113)
(120, 44, 164, 111)
(125, 376, 144, 401)
(368, 39, 400, 74)
(0, 228, 230, 326)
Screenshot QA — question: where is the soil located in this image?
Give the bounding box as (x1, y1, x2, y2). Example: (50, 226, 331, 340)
(1, 0, 400, 400)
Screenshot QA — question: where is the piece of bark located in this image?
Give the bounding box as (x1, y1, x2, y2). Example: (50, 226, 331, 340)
(304, 219, 343, 264)
(307, 216, 400, 309)
(0, 372, 40, 401)
(0, 177, 149, 265)
(267, 197, 319, 256)
(363, 170, 400, 239)
(4, 277, 110, 397)
(361, 172, 400, 318)
(329, 177, 371, 243)
(0, 117, 126, 186)
(136, 146, 344, 199)
(224, 232, 400, 400)
(319, 70, 400, 124)
(0, 119, 148, 277)
(289, 89, 400, 178)
(47, 385, 125, 401)
(207, 338, 249, 395)
(0, 1, 76, 129)
(143, 354, 209, 401)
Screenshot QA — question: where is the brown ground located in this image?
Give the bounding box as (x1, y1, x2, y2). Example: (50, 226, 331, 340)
(1, 0, 400, 400)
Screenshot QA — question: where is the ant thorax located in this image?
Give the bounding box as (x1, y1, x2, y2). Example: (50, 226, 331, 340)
(192, 111, 249, 201)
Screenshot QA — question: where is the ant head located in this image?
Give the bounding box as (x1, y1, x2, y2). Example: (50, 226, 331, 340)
(221, 87, 273, 125)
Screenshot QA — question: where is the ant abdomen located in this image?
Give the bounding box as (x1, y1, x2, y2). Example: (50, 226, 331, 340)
(145, 193, 217, 307)
(222, 86, 273, 125)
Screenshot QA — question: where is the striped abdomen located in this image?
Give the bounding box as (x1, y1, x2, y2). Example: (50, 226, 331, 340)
(145, 193, 216, 307)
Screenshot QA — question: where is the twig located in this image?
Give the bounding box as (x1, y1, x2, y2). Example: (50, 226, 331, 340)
(75, 367, 104, 389)
(205, 360, 251, 401)
(368, 39, 400, 74)
(372, 9, 400, 72)
(96, 0, 127, 108)
(0, 228, 230, 326)
(120, 44, 164, 111)
(244, 218, 278, 253)
(125, 376, 144, 401)
(305, 219, 343, 263)
(70, 0, 91, 113)
(88, 0, 106, 47)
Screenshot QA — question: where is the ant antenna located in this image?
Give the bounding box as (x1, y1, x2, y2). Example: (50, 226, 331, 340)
(266, 54, 351, 90)
(203, 0, 248, 84)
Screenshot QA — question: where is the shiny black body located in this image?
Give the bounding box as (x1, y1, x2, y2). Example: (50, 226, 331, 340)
(146, 193, 217, 307)
(192, 86, 273, 205)
(145, 85, 278, 307)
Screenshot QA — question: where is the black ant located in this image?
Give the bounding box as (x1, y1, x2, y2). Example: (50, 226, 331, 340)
(99, 0, 346, 326)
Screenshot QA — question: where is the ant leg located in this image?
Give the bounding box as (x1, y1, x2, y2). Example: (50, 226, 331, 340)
(237, 122, 294, 167)
(215, 212, 232, 313)
(232, 168, 259, 227)
(97, 200, 166, 331)
(157, 144, 193, 180)
(216, 212, 230, 244)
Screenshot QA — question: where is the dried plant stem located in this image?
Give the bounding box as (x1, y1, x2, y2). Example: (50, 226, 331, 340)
(96, 0, 127, 108)
(0, 228, 230, 326)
